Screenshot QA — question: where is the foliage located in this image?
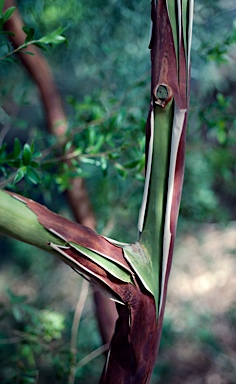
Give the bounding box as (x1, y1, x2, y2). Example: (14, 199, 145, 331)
(0, 0, 236, 382)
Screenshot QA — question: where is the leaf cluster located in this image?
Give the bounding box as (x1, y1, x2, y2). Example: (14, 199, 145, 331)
(0, 2, 67, 64)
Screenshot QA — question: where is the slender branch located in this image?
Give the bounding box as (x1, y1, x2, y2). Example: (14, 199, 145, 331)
(0, 39, 40, 61)
(3, 0, 118, 347)
(68, 279, 90, 384)
(76, 343, 109, 370)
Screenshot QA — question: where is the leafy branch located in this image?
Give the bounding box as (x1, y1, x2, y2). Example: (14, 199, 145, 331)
(0, 3, 67, 62)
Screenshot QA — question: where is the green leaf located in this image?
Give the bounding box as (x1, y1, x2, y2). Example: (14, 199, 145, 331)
(13, 167, 26, 184)
(30, 161, 39, 168)
(23, 52, 35, 57)
(26, 166, 41, 184)
(32, 42, 48, 51)
(124, 159, 141, 169)
(100, 156, 107, 175)
(12, 305, 23, 322)
(13, 138, 21, 158)
(22, 26, 35, 44)
(3, 6, 16, 23)
(22, 143, 32, 165)
(64, 140, 72, 153)
(115, 163, 127, 178)
(38, 27, 66, 45)
(2, 57, 20, 63)
(0, 30, 15, 36)
(30, 140, 35, 153)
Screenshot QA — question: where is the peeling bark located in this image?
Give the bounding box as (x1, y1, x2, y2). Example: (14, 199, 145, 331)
(0, 190, 158, 383)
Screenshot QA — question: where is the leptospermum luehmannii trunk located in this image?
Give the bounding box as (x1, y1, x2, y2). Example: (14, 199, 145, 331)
(0, 1, 194, 382)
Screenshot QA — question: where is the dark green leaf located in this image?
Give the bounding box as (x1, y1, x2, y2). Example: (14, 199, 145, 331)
(13, 138, 21, 158)
(22, 26, 35, 44)
(3, 6, 16, 23)
(0, 30, 15, 36)
(32, 42, 48, 51)
(23, 51, 35, 56)
(30, 161, 39, 168)
(100, 157, 107, 175)
(6, 159, 21, 168)
(115, 163, 127, 178)
(124, 159, 140, 169)
(22, 143, 32, 165)
(3, 57, 20, 63)
(26, 166, 41, 184)
(30, 141, 35, 153)
(13, 167, 26, 184)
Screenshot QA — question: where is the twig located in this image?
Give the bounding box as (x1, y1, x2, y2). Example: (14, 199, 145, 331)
(76, 343, 109, 370)
(68, 279, 89, 384)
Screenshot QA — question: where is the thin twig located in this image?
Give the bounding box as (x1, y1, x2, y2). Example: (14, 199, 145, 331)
(0, 40, 39, 61)
(68, 279, 90, 384)
(76, 343, 109, 370)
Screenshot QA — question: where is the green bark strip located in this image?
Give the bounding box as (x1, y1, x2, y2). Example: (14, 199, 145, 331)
(136, 0, 194, 316)
(48, 242, 126, 305)
(139, 102, 174, 305)
(69, 241, 133, 284)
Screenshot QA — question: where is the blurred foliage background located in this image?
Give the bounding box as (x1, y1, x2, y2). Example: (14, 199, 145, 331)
(0, 0, 236, 383)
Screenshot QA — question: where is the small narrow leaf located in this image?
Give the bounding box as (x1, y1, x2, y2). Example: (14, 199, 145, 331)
(115, 163, 128, 178)
(0, 30, 15, 36)
(22, 143, 31, 165)
(13, 167, 26, 184)
(13, 138, 21, 158)
(3, 6, 16, 23)
(26, 166, 41, 185)
(100, 157, 107, 175)
(22, 26, 35, 44)
(30, 141, 35, 154)
(32, 42, 48, 51)
(23, 51, 35, 56)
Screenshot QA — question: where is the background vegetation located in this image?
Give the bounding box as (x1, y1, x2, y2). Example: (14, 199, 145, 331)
(0, 0, 235, 383)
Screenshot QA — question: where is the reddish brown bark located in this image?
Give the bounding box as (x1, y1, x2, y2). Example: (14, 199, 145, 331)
(99, 293, 157, 384)
(6, 190, 158, 383)
(4, 0, 67, 135)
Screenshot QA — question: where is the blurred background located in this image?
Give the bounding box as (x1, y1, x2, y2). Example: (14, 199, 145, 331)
(0, 0, 235, 383)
